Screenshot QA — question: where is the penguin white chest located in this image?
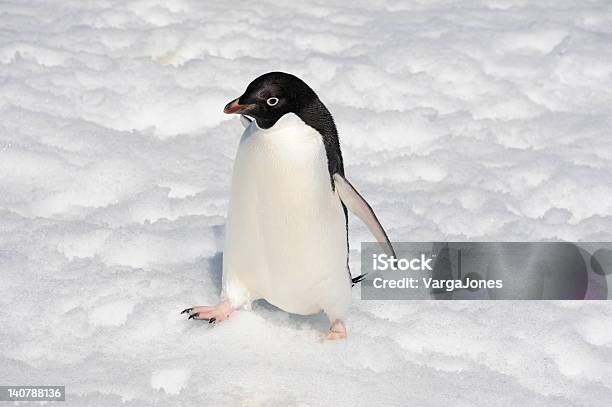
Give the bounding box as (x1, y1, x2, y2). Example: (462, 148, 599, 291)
(222, 113, 350, 318)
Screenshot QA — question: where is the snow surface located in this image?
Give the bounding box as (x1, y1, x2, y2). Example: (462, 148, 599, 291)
(1, 0, 612, 405)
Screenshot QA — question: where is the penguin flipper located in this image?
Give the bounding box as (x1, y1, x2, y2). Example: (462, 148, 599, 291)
(333, 173, 396, 258)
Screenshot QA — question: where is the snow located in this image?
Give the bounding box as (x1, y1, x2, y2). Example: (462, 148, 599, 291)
(1, 0, 612, 405)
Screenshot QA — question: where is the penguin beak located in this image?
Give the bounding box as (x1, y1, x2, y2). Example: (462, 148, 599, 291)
(223, 98, 254, 114)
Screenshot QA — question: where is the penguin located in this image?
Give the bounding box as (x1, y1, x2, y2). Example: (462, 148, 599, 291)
(182, 72, 395, 339)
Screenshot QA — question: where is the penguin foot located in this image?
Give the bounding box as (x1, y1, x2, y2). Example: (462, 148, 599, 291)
(323, 319, 347, 340)
(181, 300, 234, 323)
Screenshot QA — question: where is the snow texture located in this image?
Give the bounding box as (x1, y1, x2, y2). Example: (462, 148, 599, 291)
(1, 0, 612, 406)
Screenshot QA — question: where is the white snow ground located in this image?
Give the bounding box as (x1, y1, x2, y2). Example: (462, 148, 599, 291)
(1, 0, 612, 405)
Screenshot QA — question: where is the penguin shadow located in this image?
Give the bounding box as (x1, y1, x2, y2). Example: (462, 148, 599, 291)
(431, 242, 609, 300)
(205, 251, 224, 293)
(205, 223, 226, 292)
(251, 300, 330, 333)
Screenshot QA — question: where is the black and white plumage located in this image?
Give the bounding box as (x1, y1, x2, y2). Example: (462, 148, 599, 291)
(224, 72, 345, 186)
(193, 72, 394, 337)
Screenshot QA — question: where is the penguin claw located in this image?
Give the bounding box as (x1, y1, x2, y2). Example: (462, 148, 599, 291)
(182, 301, 233, 324)
(187, 313, 215, 324)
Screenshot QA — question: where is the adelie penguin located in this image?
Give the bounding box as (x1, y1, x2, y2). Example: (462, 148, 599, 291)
(182, 72, 395, 339)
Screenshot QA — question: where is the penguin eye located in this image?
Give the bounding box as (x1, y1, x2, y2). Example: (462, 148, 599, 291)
(266, 97, 279, 107)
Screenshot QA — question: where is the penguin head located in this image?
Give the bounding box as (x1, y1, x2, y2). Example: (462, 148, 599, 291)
(223, 72, 318, 129)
